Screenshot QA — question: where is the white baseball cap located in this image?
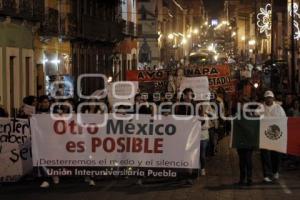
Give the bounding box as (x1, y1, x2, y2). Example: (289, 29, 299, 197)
(264, 90, 274, 98)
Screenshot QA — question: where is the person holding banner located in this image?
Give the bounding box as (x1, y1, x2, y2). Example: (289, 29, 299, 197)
(175, 88, 198, 184)
(197, 104, 210, 176)
(0, 104, 8, 117)
(37, 95, 51, 113)
(235, 97, 254, 186)
(18, 96, 38, 118)
(36, 95, 61, 188)
(176, 88, 195, 115)
(134, 94, 151, 114)
(259, 91, 286, 183)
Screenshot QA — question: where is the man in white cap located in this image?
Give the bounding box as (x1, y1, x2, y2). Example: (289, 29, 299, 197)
(260, 90, 286, 183)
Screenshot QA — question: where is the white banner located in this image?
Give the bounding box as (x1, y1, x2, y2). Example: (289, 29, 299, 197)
(31, 114, 201, 177)
(108, 81, 138, 105)
(179, 77, 210, 100)
(0, 118, 32, 182)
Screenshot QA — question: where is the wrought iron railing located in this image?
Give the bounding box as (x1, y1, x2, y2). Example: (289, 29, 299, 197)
(0, 0, 44, 21)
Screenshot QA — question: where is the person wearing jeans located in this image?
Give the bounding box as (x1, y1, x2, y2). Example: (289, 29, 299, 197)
(257, 91, 286, 183)
(200, 139, 209, 175)
(199, 105, 210, 176)
(261, 149, 281, 181)
(237, 148, 253, 185)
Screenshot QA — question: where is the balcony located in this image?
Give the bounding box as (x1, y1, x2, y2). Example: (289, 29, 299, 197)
(80, 15, 123, 42)
(40, 9, 76, 38)
(40, 8, 59, 36)
(0, 0, 44, 21)
(122, 20, 138, 37)
(60, 13, 77, 38)
(122, 20, 143, 38)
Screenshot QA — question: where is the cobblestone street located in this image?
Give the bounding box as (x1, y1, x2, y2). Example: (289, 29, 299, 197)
(1, 137, 299, 200)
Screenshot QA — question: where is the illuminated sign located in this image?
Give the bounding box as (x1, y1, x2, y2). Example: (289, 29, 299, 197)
(289, 3, 300, 40)
(257, 4, 272, 37)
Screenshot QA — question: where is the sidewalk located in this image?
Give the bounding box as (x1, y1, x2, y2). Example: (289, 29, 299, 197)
(1, 137, 299, 200)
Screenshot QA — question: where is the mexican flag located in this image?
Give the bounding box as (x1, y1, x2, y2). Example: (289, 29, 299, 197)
(231, 117, 300, 156)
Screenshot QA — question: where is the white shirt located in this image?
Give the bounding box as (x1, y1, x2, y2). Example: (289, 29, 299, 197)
(257, 102, 286, 118)
(200, 115, 210, 141)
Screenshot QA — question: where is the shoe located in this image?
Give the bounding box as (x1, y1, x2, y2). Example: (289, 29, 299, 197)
(273, 172, 279, 180)
(40, 181, 50, 188)
(89, 180, 96, 186)
(201, 169, 206, 176)
(263, 177, 272, 183)
(52, 176, 60, 184)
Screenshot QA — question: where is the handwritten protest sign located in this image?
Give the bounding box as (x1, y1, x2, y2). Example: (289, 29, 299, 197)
(0, 118, 32, 182)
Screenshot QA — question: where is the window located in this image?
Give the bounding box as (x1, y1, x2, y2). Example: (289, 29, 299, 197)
(25, 57, 30, 96)
(9, 56, 15, 113)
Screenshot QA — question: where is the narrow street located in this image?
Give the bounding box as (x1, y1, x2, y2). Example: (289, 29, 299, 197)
(1, 137, 299, 200)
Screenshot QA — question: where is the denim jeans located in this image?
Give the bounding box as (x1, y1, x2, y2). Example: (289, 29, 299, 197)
(200, 140, 209, 169)
(261, 149, 281, 178)
(237, 148, 253, 181)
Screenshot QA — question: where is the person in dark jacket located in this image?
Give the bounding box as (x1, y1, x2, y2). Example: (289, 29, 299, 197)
(236, 96, 254, 186)
(0, 105, 8, 117)
(175, 88, 197, 184)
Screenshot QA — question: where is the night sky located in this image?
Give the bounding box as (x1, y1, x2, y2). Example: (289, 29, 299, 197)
(203, 0, 224, 19)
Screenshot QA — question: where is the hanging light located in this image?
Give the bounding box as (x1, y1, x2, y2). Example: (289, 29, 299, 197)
(248, 39, 256, 45)
(257, 3, 272, 37)
(50, 59, 61, 64)
(193, 28, 199, 34)
(181, 37, 187, 45)
(288, 2, 300, 40)
(168, 33, 174, 40)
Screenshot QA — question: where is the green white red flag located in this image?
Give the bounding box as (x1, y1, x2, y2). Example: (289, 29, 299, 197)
(232, 117, 300, 156)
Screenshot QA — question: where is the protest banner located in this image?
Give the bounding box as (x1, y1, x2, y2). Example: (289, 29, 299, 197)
(184, 65, 236, 93)
(0, 118, 32, 182)
(179, 77, 210, 100)
(31, 114, 201, 178)
(184, 65, 231, 77)
(126, 70, 169, 95)
(126, 65, 237, 96)
(126, 70, 172, 82)
(107, 81, 138, 105)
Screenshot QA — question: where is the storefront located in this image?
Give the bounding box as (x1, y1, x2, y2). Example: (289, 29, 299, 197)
(35, 37, 73, 97)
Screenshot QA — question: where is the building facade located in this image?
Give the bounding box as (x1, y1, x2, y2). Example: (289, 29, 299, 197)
(137, 0, 207, 69)
(114, 0, 138, 81)
(0, 0, 44, 114)
(225, 0, 288, 63)
(36, 0, 74, 96)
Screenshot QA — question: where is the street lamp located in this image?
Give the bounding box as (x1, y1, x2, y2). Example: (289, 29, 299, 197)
(248, 39, 256, 45)
(181, 37, 187, 45)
